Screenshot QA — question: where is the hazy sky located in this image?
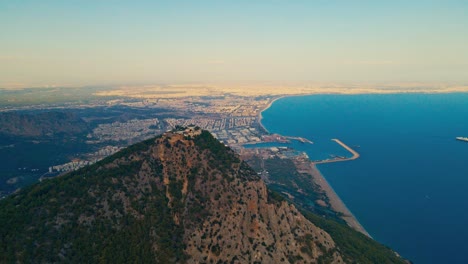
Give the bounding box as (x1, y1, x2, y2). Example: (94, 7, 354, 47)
(1, 0, 467, 87)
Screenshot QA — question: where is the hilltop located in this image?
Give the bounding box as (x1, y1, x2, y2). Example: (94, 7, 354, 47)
(0, 111, 88, 138)
(0, 128, 406, 263)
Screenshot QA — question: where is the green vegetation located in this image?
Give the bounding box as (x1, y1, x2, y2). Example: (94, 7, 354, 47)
(0, 111, 89, 138)
(0, 134, 185, 263)
(0, 86, 120, 107)
(0, 130, 407, 263)
(193, 131, 257, 180)
(267, 188, 286, 204)
(254, 157, 407, 263)
(194, 130, 239, 169)
(301, 209, 406, 264)
(258, 157, 338, 219)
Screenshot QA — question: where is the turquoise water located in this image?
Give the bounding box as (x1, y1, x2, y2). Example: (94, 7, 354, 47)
(261, 93, 468, 264)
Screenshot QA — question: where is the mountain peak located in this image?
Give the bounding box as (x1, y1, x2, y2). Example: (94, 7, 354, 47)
(0, 129, 404, 263)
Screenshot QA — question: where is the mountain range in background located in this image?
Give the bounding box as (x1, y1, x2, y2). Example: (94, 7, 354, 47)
(0, 112, 88, 138)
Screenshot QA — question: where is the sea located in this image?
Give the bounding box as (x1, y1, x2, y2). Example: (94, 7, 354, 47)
(260, 93, 468, 264)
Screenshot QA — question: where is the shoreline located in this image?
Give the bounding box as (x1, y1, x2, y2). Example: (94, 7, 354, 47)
(309, 162, 370, 237)
(257, 96, 285, 134)
(256, 94, 370, 237)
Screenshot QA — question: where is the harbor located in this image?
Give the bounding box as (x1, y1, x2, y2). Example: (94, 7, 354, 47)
(313, 139, 360, 164)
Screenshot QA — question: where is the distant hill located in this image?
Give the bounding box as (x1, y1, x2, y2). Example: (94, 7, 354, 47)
(0, 128, 406, 263)
(0, 111, 89, 138)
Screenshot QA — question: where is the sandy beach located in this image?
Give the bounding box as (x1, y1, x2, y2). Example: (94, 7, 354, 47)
(306, 162, 370, 237)
(257, 96, 285, 133)
(257, 95, 370, 237)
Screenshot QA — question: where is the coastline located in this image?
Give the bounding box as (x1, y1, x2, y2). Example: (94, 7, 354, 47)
(308, 162, 370, 237)
(257, 96, 285, 134)
(258, 94, 317, 139)
(257, 94, 370, 237)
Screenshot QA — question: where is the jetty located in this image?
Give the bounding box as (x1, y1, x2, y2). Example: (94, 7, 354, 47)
(285, 136, 313, 144)
(313, 139, 360, 164)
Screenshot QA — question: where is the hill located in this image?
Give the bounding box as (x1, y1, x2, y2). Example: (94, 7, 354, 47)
(0, 111, 89, 138)
(0, 128, 406, 263)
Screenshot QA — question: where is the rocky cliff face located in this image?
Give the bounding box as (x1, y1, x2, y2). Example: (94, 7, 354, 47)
(154, 130, 342, 263)
(0, 128, 404, 263)
(0, 128, 339, 263)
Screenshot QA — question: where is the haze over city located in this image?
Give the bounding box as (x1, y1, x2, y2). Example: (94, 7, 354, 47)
(2, 0, 468, 88)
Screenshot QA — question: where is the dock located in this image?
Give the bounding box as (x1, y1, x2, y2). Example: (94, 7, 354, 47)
(285, 136, 314, 144)
(313, 138, 360, 164)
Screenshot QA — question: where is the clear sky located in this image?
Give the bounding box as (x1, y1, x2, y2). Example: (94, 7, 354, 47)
(1, 0, 467, 87)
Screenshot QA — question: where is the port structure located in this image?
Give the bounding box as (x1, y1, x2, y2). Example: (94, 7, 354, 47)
(313, 139, 360, 164)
